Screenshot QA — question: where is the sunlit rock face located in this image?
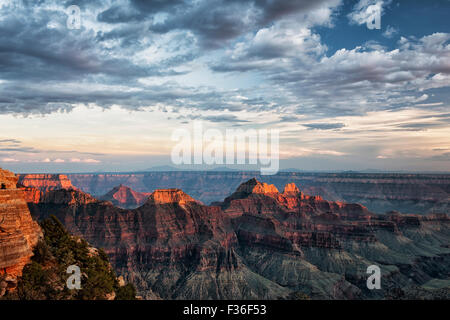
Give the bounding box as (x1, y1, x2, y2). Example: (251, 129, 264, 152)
(0, 168, 41, 287)
(17, 174, 74, 193)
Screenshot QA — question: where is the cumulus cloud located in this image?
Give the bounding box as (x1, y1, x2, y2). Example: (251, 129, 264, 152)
(214, 28, 450, 117)
(150, 0, 341, 48)
(1, 0, 448, 122)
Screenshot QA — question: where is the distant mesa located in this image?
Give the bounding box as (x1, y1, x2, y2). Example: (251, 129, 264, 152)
(147, 188, 201, 205)
(17, 174, 75, 193)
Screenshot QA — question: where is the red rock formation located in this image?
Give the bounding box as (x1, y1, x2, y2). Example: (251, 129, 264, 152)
(220, 179, 379, 250)
(26, 177, 450, 300)
(283, 183, 300, 195)
(17, 174, 74, 193)
(0, 168, 42, 295)
(100, 185, 151, 209)
(221, 179, 372, 219)
(20, 186, 42, 204)
(235, 178, 279, 195)
(39, 188, 98, 206)
(66, 171, 450, 214)
(147, 188, 200, 205)
(29, 187, 244, 299)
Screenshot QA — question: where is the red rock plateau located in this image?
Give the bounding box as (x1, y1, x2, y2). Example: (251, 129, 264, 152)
(27, 177, 450, 300)
(0, 168, 42, 296)
(99, 184, 151, 209)
(18, 174, 74, 193)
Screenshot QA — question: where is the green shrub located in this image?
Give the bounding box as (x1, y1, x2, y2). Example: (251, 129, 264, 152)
(115, 283, 137, 300)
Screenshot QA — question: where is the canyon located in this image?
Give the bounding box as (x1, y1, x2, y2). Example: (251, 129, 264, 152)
(1, 168, 137, 300)
(59, 171, 450, 214)
(20, 173, 450, 299)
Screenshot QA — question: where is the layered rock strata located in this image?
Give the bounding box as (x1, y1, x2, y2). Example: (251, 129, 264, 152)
(0, 168, 41, 296)
(27, 178, 450, 299)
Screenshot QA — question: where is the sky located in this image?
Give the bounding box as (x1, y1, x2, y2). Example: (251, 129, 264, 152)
(0, 0, 449, 173)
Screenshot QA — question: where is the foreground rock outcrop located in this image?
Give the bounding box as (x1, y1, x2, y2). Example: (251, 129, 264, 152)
(27, 177, 450, 300)
(0, 168, 42, 296)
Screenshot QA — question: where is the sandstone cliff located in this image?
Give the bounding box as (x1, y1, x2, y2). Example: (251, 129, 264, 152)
(0, 168, 42, 296)
(18, 174, 74, 193)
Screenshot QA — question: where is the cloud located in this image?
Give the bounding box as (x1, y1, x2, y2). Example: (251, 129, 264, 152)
(97, 4, 144, 23)
(0, 0, 449, 169)
(396, 122, 446, 131)
(82, 158, 101, 163)
(280, 146, 348, 158)
(0, 139, 21, 144)
(383, 25, 398, 38)
(150, 0, 341, 48)
(303, 123, 346, 130)
(70, 158, 101, 163)
(178, 114, 251, 123)
(430, 152, 450, 161)
(1, 157, 19, 162)
(0, 0, 198, 114)
(0, 146, 39, 153)
(213, 29, 450, 117)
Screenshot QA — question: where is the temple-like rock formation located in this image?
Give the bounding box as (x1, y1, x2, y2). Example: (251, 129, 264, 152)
(99, 185, 151, 209)
(147, 188, 200, 205)
(0, 168, 41, 296)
